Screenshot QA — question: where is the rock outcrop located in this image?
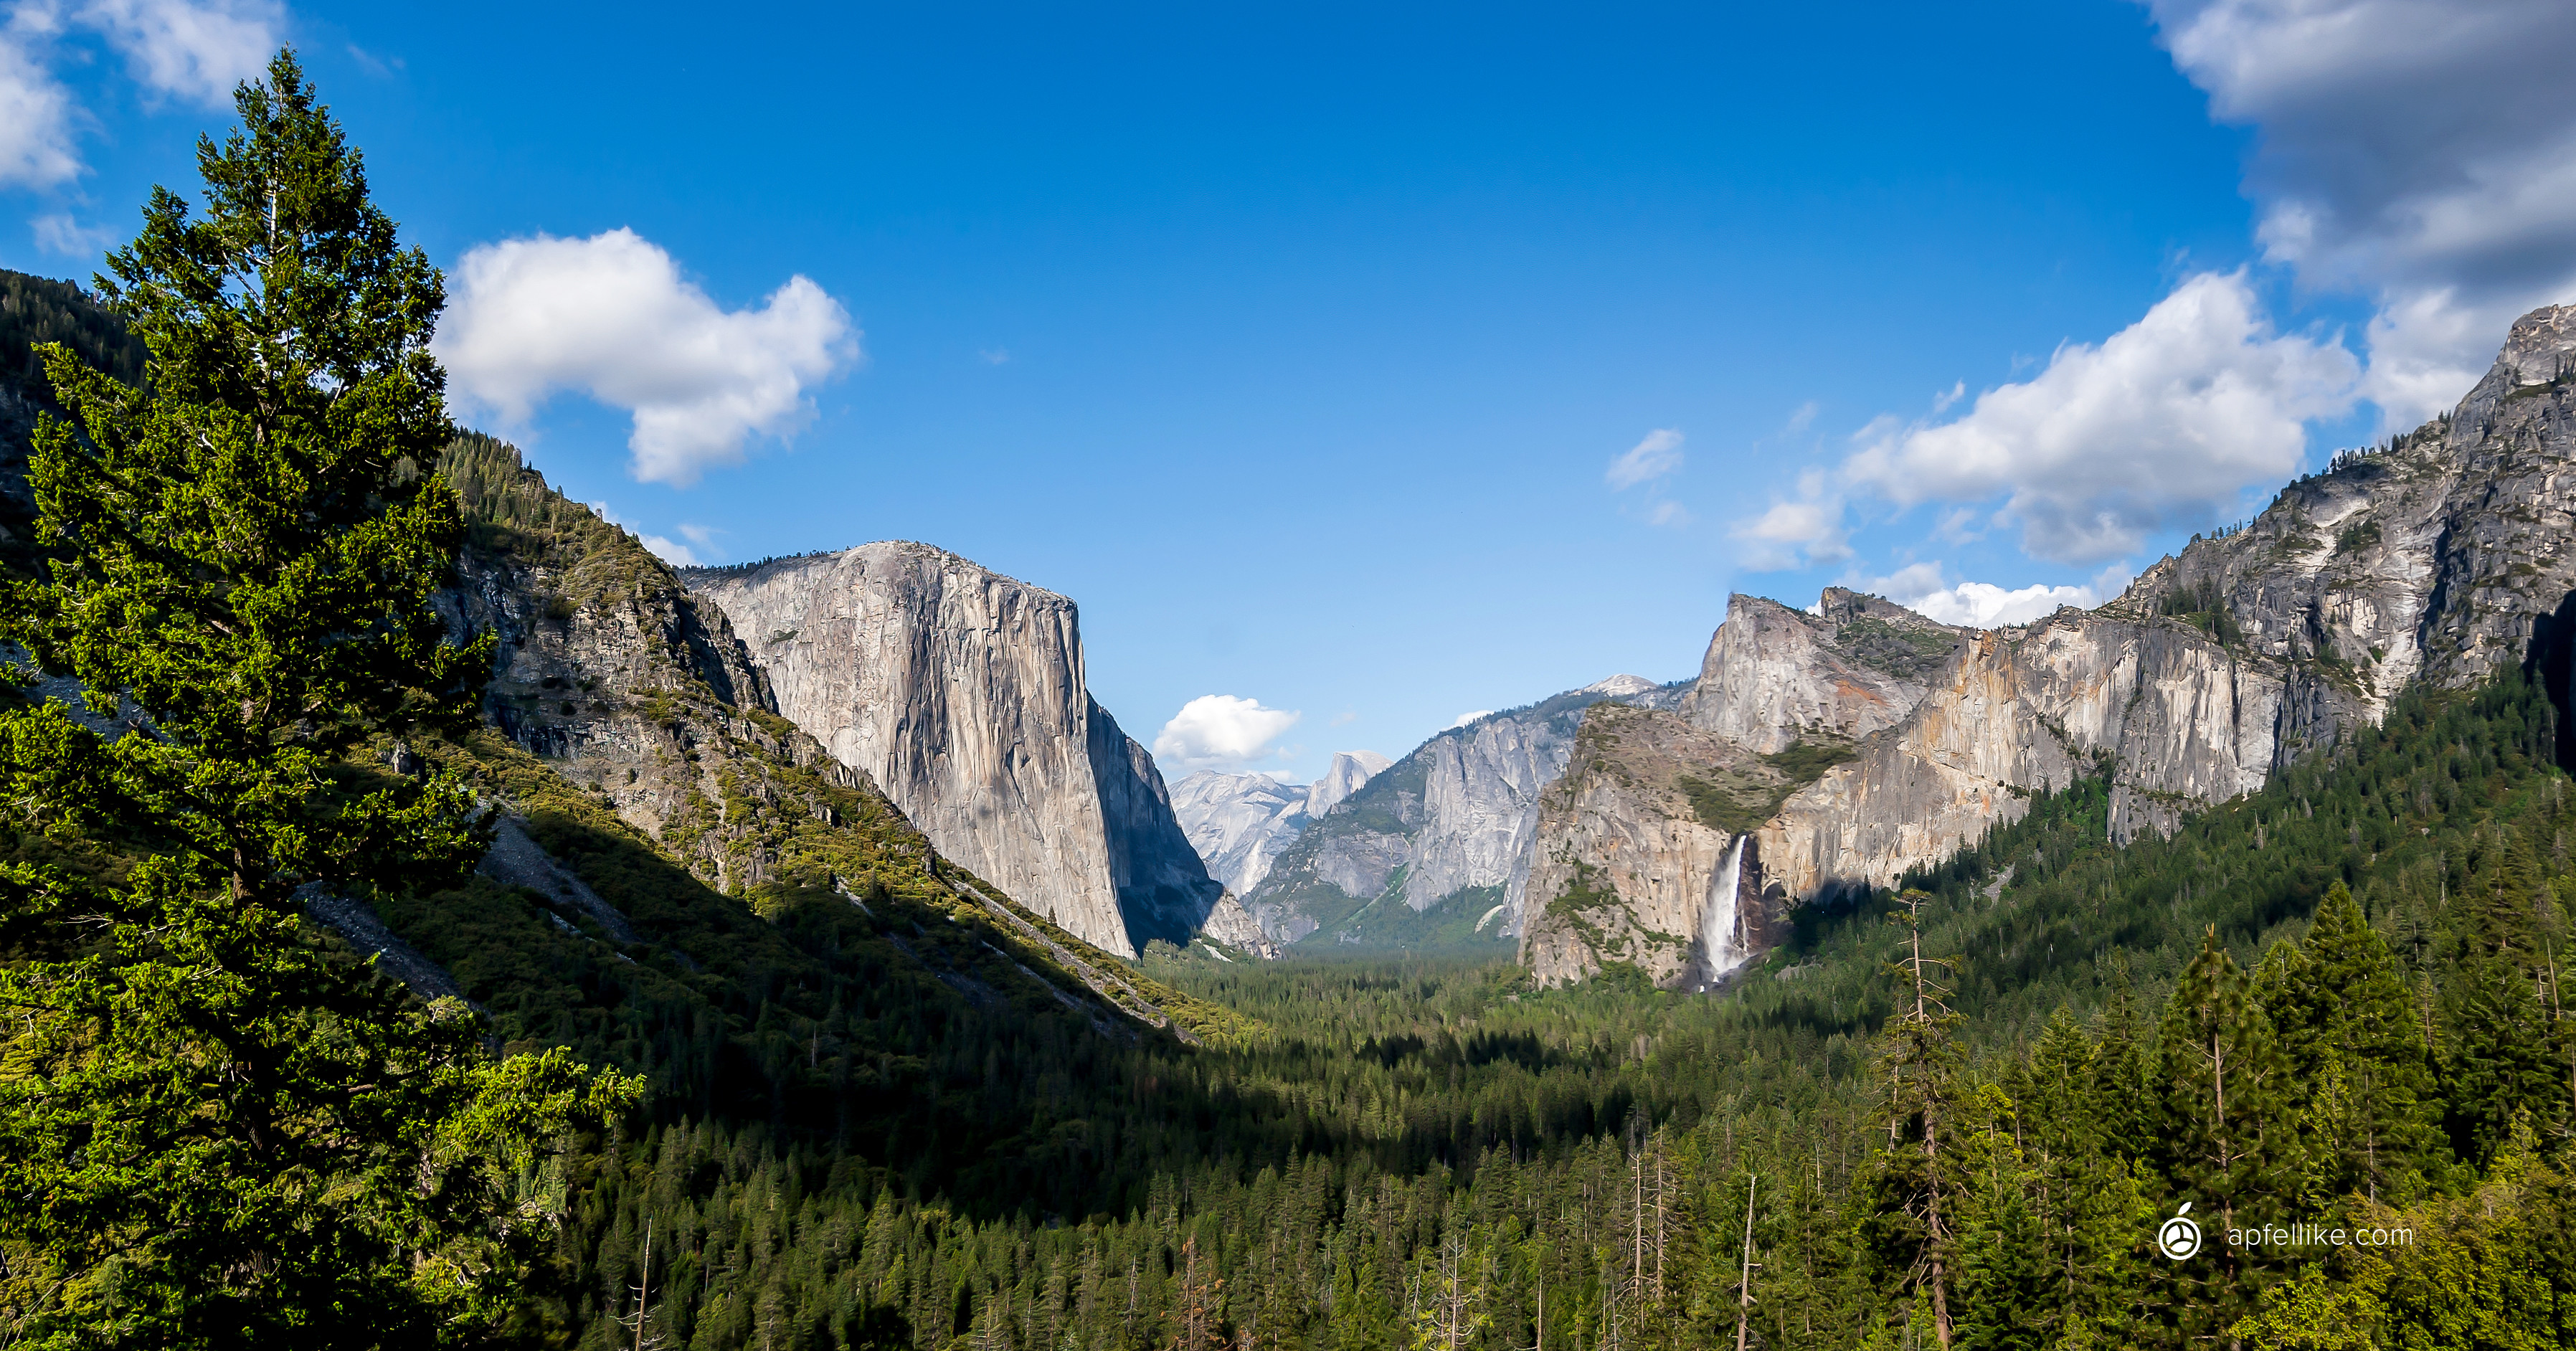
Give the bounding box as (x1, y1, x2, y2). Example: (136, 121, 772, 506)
(1525, 303, 2576, 987)
(1517, 703, 1788, 987)
(1307, 751, 1394, 819)
(1239, 675, 1686, 947)
(682, 544, 1220, 957)
(1170, 771, 1312, 896)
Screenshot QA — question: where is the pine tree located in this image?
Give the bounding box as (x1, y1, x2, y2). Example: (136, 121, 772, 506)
(1858, 891, 1963, 1348)
(0, 50, 635, 1347)
(2292, 882, 2445, 1203)
(2154, 926, 2293, 1340)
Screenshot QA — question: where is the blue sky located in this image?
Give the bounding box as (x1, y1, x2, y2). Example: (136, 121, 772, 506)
(7, 1, 2576, 782)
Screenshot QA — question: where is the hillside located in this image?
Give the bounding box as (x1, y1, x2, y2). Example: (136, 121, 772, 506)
(1234, 676, 1687, 952)
(1524, 303, 2576, 989)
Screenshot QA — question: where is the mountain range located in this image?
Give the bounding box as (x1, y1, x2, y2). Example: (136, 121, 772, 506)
(1520, 302, 2576, 987)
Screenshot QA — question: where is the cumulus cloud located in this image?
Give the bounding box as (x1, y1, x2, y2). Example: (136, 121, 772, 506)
(1732, 468, 1847, 569)
(1859, 561, 2134, 629)
(0, 0, 277, 189)
(1842, 272, 2357, 563)
(0, 17, 79, 189)
(636, 532, 701, 567)
(437, 228, 861, 485)
(2146, 0, 2576, 427)
(1449, 711, 1494, 729)
(30, 211, 113, 255)
(1152, 695, 1302, 773)
(1605, 427, 1683, 489)
(77, 0, 279, 105)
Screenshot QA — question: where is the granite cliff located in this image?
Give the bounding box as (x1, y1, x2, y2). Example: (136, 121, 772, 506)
(1524, 303, 2576, 987)
(1168, 750, 1393, 898)
(1237, 675, 1685, 949)
(425, 435, 1223, 1035)
(681, 545, 1221, 957)
(1170, 771, 1311, 897)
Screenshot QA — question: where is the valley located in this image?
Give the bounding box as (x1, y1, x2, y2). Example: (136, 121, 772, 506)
(8, 56, 2576, 1350)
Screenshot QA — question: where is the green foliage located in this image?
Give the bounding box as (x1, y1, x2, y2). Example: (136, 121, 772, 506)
(1678, 738, 1854, 833)
(2158, 577, 2250, 646)
(480, 667, 2576, 1350)
(1834, 615, 1959, 677)
(0, 270, 148, 396)
(0, 53, 635, 1347)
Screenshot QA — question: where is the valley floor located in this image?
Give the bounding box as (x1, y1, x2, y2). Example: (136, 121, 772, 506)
(483, 673, 2576, 1350)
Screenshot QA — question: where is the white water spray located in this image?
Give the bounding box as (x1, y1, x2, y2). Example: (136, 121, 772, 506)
(1695, 836, 1748, 991)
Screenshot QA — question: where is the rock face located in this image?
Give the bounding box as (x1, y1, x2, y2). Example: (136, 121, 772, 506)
(1525, 304, 2576, 987)
(1307, 751, 1393, 819)
(1518, 703, 1788, 988)
(682, 544, 1220, 957)
(1170, 771, 1312, 896)
(1682, 590, 1965, 752)
(1239, 675, 1687, 947)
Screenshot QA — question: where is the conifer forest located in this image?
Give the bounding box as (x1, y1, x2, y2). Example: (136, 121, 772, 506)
(7, 44, 2576, 1351)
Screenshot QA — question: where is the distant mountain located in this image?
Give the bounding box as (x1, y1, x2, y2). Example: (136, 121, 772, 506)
(1524, 302, 2576, 988)
(1169, 771, 1310, 896)
(1170, 749, 1396, 899)
(1231, 675, 1685, 951)
(1306, 749, 1393, 818)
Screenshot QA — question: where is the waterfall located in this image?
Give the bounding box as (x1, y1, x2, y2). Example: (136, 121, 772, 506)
(1695, 835, 1748, 991)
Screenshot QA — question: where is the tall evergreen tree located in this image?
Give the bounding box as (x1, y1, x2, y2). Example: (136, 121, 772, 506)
(0, 51, 633, 1348)
(2154, 927, 2293, 1340)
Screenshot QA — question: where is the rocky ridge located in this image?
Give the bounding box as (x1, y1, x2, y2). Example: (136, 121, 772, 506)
(681, 544, 1221, 958)
(1170, 770, 1312, 897)
(1523, 304, 2576, 986)
(425, 435, 1223, 1035)
(1236, 675, 1686, 947)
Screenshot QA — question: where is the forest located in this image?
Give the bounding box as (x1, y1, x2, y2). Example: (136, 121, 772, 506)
(503, 671, 2576, 1351)
(6, 49, 2576, 1351)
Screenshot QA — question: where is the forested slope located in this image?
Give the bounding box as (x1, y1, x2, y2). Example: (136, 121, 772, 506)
(489, 671, 2576, 1350)
(12, 251, 2576, 1349)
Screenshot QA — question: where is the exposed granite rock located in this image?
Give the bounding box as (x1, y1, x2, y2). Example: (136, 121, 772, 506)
(1527, 303, 2576, 987)
(1170, 770, 1311, 896)
(1516, 703, 1787, 987)
(1307, 750, 1393, 819)
(681, 544, 1219, 957)
(1237, 675, 1687, 947)
(1194, 891, 1282, 959)
(1683, 589, 1966, 753)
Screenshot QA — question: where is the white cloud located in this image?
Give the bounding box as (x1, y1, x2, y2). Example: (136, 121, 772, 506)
(1842, 272, 2357, 563)
(0, 0, 276, 189)
(436, 228, 861, 486)
(1782, 400, 1819, 435)
(1449, 711, 1494, 728)
(676, 523, 723, 557)
(1732, 468, 1847, 569)
(586, 501, 701, 567)
(30, 211, 113, 255)
(1605, 427, 1683, 489)
(1152, 695, 1302, 773)
(77, 0, 278, 106)
(1859, 560, 2134, 629)
(1647, 500, 1690, 528)
(2145, 0, 2576, 427)
(637, 532, 700, 567)
(0, 17, 79, 189)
